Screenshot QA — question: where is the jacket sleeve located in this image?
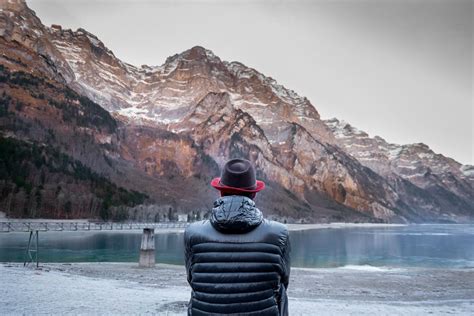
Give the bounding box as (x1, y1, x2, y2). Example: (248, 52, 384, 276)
(184, 228, 193, 284)
(281, 229, 291, 289)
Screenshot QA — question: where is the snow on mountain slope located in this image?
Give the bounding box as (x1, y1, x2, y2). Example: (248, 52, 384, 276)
(325, 118, 474, 210)
(1, 0, 472, 223)
(46, 25, 336, 144)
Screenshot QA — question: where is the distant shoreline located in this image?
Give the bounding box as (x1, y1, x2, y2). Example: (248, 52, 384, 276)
(4, 219, 470, 234)
(5, 221, 471, 237)
(286, 222, 407, 231)
(0, 219, 409, 234)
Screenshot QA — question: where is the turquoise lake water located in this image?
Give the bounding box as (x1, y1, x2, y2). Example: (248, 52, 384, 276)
(0, 224, 473, 268)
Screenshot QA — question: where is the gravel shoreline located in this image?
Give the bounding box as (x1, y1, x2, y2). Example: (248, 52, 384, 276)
(1, 262, 473, 315)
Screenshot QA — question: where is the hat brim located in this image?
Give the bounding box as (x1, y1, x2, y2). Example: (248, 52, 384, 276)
(211, 177, 265, 193)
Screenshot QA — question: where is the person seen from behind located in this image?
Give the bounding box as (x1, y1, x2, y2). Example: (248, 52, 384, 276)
(184, 158, 291, 315)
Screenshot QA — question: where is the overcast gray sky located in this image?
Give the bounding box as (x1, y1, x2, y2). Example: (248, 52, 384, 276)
(28, 0, 473, 165)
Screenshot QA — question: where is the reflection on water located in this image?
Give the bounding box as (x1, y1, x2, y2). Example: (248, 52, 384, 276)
(0, 231, 185, 264)
(0, 224, 473, 268)
(290, 224, 474, 268)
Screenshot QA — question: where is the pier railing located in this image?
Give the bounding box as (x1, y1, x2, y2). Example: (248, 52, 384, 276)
(0, 221, 189, 233)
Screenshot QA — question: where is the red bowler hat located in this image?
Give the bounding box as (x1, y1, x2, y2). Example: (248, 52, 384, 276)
(211, 158, 265, 193)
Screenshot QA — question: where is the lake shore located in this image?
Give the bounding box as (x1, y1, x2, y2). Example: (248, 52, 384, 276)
(286, 222, 407, 231)
(1, 262, 472, 315)
(1, 217, 408, 234)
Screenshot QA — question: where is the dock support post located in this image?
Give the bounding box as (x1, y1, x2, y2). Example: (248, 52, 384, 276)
(139, 228, 155, 268)
(24, 230, 39, 268)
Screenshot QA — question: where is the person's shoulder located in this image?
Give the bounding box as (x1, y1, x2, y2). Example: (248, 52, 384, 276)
(184, 220, 213, 240)
(258, 219, 290, 248)
(184, 220, 220, 248)
(185, 219, 208, 228)
(261, 219, 289, 234)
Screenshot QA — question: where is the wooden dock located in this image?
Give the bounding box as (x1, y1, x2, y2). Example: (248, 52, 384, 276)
(0, 221, 189, 233)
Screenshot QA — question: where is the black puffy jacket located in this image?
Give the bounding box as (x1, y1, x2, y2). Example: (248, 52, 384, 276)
(184, 195, 291, 315)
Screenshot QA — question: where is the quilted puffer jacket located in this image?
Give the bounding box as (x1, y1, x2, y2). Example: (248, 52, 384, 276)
(184, 195, 291, 315)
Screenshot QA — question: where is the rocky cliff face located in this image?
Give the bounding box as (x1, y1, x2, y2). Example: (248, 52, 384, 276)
(0, 0, 472, 222)
(325, 118, 474, 221)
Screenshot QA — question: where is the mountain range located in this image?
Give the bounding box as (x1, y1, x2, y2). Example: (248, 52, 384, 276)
(0, 0, 472, 223)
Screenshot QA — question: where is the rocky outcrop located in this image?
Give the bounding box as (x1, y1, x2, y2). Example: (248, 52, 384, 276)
(325, 118, 474, 221)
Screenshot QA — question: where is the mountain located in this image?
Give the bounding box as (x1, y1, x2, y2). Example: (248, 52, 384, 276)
(0, 0, 472, 223)
(325, 119, 474, 221)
